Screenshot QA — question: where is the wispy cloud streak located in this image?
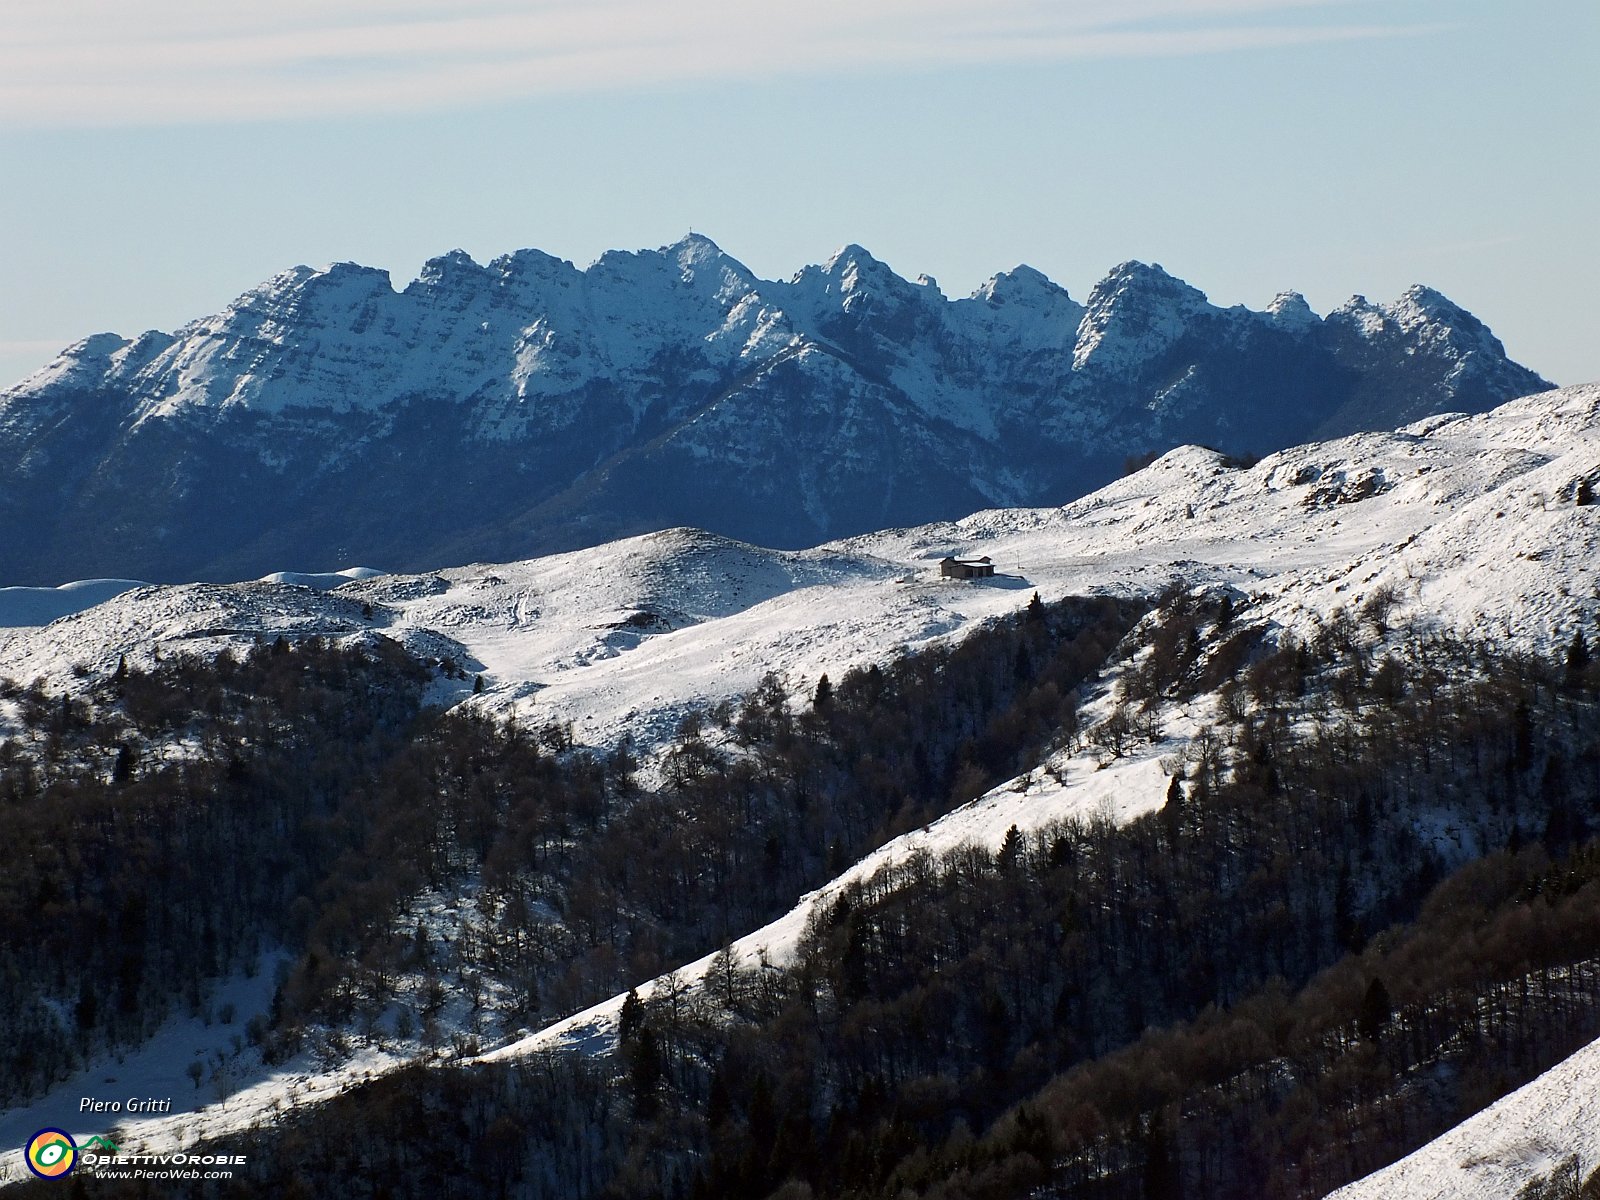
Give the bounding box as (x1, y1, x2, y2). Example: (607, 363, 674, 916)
(2, 1, 1438, 126)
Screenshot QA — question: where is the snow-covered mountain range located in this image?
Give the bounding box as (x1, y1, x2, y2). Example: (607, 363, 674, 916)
(0, 236, 1551, 585)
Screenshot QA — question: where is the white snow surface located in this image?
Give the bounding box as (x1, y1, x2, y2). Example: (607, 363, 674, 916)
(256, 566, 386, 591)
(7, 237, 1511, 475)
(0, 951, 362, 1188)
(0, 579, 148, 628)
(1326, 1032, 1600, 1199)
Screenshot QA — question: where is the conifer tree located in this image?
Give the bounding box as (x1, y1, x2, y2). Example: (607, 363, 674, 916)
(1162, 774, 1184, 846)
(999, 824, 1024, 869)
(1566, 630, 1590, 688)
(1359, 977, 1391, 1043)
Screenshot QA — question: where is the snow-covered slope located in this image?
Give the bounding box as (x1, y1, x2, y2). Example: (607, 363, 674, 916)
(0, 236, 1549, 585)
(481, 715, 1186, 1065)
(2, 385, 1594, 752)
(1327, 1032, 1600, 1199)
(0, 579, 148, 628)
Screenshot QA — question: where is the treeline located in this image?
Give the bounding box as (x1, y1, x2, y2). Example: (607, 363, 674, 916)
(112, 596, 1600, 1200)
(0, 636, 430, 1101)
(0, 594, 1144, 1102)
(141, 836, 1600, 1200)
(641, 607, 1600, 1200)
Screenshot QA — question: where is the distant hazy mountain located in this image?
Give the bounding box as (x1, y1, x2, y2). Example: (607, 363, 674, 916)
(0, 235, 1551, 583)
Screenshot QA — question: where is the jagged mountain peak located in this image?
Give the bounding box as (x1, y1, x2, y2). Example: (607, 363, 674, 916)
(263, 260, 397, 323)
(1264, 289, 1319, 329)
(1073, 259, 1214, 371)
(950, 266, 1084, 360)
(412, 247, 486, 288)
(585, 235, 760, 310)
(1092, 259, 1206, 297)
(821, 241, 879, 273)
(1330, 284, 1513, 357)
(0, 235, 1553, 585)
(1388, 283, 1487, 334)
(969, 263, 1072, 306)
(800, 243, 934, 306)
(8, 331, 139, 395)
(667, 230, 730, 263)
(488, 245, 574, 277)
(1329, 292, 1389, 334)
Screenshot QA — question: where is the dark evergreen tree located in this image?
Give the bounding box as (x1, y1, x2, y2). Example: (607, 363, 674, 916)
(1359, 976, 1392, 1043)
(111, 742, 137, 784)
(1162, 774, 1184, 846)
(628, 1024, 662, 1114)
(618, 988, 645, 1042)
(999, 824, 1024, 869)
(1567, 630, 1591, 687)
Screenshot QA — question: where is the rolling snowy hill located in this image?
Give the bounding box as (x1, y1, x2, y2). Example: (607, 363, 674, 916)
(3, 383, 1592, 750)
(1328, 1032, 1600, 1198)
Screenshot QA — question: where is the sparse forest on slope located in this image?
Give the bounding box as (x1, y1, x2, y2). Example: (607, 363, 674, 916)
(12, 587, 1599, 1200)
(0, 596, 1140, 1109)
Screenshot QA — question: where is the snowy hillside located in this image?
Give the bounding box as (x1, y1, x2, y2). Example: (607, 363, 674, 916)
(0, 383, 1596, 1194)
(479, 719, 1186, 1066)
(2, 384, 1594, 752)
(0, 579, 147, 628)
(1327, 1033, 1600, 1198)
(474, 389, 1599, 1103)
(0, 235, 1550, 584)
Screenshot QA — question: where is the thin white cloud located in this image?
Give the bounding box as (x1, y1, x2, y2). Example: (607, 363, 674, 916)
(1, 0, 1437, 127)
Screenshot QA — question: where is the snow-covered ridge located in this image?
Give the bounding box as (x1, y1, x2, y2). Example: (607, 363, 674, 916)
(256, 566, 386, 591)
(0, 579, 149, 629)
(2, 385, 1594, 751)
(1326, 1032, 1600, 1199)
(0, 232, 1553, 586)
(9, 238, 1515, 429)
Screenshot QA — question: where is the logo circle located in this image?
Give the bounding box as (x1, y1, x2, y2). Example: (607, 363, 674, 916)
(26, 1129, 78, 1179)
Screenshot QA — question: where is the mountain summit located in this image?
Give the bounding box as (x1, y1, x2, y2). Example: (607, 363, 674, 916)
(0, 236, 1551, 583)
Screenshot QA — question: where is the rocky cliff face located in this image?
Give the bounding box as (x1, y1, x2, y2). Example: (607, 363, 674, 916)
(0, 235, 1551, 583)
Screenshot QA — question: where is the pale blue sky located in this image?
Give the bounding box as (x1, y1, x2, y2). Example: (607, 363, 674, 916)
(2, 0, 1595, 388)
